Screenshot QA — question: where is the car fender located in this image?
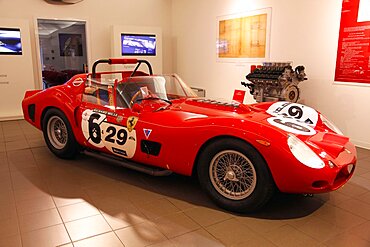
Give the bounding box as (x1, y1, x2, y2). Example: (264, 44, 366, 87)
(23, 86, 81, 136)
(166, 117, 276, 176)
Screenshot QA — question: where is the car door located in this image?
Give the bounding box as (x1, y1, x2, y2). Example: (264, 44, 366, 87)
(76, 80, 139, 159)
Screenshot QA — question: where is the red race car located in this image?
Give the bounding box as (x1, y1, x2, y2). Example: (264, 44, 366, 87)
(22, 58, 357, 212)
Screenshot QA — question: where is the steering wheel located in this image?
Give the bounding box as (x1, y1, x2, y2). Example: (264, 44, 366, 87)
(129, 89, 154, 107)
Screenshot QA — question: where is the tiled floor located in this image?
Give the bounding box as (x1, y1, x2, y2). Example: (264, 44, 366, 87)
(0, 120, 370, 247)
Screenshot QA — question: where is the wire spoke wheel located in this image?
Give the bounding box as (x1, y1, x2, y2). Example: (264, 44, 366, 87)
(43, 109, 79, 159)
(209, 150, 257, 200)
(47, 116, 68, 149)
(198, 138, 274, 212)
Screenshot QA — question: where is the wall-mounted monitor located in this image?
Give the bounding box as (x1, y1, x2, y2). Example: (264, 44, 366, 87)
(0, 27, 22, 55)
(121, 33, 156, 56)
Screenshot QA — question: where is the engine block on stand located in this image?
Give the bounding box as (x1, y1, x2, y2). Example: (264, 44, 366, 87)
(241, 62, 307, 103)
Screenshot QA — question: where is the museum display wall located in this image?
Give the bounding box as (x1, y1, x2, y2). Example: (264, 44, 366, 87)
(0, 0, 369, 150)
(0, 0, 172, 119)
(0, 18, 34, 120)
(171, 0, 370, 149)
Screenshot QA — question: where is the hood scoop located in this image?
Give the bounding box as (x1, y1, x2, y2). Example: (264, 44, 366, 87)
(188, 98, 240, 108)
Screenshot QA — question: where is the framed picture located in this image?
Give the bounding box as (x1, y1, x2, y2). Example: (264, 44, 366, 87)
(59, 33, 83, 56)
(217, 8, 272, 63)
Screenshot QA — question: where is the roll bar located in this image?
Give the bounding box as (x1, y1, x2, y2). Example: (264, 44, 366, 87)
(91, 58, 153, 78)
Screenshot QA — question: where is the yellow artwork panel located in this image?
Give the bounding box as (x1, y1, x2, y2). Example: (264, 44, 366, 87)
(218, 13, 267, 58)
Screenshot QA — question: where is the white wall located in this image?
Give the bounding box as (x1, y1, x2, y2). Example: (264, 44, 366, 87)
(0, 18, 34, 119)
(0, 0, 172, 118)
(172, 0, 370, 149)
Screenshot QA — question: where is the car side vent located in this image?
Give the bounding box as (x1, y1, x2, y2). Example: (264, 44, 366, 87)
(28, 104, 36, 122)
(141, 140, 161, 156)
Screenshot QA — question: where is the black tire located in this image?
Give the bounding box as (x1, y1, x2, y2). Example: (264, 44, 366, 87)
(197, 138, 275, 213)
(42, 108, 79, 159)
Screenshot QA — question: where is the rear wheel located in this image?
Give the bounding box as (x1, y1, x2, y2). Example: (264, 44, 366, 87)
(197, 138, 275, 213)
(42, 108, 79, 159)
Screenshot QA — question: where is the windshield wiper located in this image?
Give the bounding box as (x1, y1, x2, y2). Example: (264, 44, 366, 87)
(137, 97, 173, 105)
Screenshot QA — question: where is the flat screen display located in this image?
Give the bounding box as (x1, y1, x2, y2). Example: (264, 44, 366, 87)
(121, 33, 156, 56)
(0, 27, 22, 55)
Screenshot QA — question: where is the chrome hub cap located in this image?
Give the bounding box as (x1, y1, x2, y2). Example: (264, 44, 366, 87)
(47, 116, 68, 149)
(225, 170, 237, 181)
(209, 150, 257, 200)
(224, 165, 243, 182)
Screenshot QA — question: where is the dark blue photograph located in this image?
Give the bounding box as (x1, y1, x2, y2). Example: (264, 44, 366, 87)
(59, 33, 83, 57)
(0, 27, 22, 55)
(121, 33, 156, 56)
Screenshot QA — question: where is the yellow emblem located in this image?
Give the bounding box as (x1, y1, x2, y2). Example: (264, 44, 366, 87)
(127, 116, 138, 132)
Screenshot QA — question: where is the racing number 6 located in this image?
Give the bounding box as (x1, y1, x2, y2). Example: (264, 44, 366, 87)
(88, 113, 102, 144)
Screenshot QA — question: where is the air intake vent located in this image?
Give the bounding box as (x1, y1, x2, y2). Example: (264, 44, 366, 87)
(141, 140, 161, 156)
(28, 104, 36, 122)
(190, 98, 240, 107)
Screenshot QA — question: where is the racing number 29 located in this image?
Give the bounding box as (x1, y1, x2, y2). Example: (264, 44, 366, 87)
(88, 113, 128, 145)
(105, 126, 127, 145)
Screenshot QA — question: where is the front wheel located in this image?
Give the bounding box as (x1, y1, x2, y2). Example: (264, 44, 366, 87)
(42, 108, 79, 159)
(197, 138, 275, 213)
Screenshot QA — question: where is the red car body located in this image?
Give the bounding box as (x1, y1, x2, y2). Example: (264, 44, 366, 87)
(22, 58, 357, 212)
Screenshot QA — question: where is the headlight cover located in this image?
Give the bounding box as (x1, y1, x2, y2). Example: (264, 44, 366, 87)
(320, 114, 343, 135)
(287, 134, 325, 169)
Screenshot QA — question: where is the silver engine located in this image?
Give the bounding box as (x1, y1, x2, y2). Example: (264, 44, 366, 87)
(241, 62, 307, 103)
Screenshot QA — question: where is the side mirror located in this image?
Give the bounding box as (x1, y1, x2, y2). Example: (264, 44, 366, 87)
(132, 103, 143, 113)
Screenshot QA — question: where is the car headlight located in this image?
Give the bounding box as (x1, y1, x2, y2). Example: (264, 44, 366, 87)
(287, 134, 325, 169)
(320, 114, 343, 135)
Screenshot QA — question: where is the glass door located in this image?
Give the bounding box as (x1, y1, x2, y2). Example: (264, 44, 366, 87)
(37, 19, 88, 88)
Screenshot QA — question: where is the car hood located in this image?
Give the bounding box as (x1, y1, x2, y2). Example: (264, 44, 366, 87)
(137, 98, 352, 159)
(140, 98, 314, 129)
(135, 97, 255, 128)
(177, 98, 252, 117)
(141, 98, 343, 138)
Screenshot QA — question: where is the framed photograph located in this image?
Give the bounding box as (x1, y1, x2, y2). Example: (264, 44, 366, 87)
(217, 8, 272, 63)
(59, 33, 83, 56)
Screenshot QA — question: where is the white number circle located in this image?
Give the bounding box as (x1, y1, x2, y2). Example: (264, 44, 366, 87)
(267, 116, 316, 136)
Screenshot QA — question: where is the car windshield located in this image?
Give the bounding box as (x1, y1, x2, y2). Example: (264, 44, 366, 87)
(116, 74, 198, 108)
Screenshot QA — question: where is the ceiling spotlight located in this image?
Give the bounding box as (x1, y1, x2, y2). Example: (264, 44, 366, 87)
(45, 0, 84, 4)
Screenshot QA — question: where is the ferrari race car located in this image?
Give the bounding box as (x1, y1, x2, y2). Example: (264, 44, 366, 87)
(22, 58, 357, 212)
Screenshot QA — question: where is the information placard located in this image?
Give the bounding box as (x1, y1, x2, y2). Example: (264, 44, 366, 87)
(335, 0, 370, 84)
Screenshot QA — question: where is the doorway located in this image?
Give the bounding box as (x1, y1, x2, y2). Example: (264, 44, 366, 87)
(36, 19, 88, 88)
